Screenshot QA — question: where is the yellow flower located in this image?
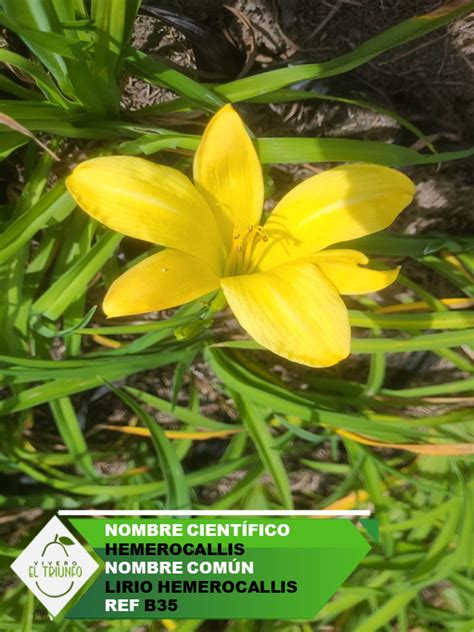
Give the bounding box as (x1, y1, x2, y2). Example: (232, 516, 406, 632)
(66, 105, 415, 367)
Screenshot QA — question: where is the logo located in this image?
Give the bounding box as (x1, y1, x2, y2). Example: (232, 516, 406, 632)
(11, 516, 99, 616)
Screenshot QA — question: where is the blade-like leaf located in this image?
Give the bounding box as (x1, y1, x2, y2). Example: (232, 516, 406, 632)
(0, 182, 76, 264)
(217, 1, 474, 101)
(232, 393, 293, 509)
(119, 131, 474, 167)
(110, 384, 191, 510)
(126, 47, 226, 110)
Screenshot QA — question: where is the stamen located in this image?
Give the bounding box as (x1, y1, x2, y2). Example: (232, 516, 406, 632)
(254, 226, 269, 242)
(226, 225, 271, 275)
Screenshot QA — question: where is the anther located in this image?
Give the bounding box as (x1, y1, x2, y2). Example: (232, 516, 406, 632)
(254, 226, 269, 242)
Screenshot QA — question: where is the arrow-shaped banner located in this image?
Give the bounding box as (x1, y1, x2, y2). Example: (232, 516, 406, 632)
(65, 517, 374, 620)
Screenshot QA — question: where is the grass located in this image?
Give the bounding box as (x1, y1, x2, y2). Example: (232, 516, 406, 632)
(0, 1, 473, 630)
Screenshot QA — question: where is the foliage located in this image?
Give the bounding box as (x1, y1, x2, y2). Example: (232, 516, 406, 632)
(0, 0, 473, 630)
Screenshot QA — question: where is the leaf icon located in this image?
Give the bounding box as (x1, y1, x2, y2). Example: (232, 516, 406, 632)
(58, 536, 74, 546)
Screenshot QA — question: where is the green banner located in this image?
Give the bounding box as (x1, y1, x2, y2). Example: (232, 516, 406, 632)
(66, 518, 374, 619)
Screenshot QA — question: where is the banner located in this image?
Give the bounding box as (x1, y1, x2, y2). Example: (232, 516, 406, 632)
(11, 513, 377, 620)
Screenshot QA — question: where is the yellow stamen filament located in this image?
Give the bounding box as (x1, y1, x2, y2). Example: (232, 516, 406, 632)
(225, 225, 269, 276)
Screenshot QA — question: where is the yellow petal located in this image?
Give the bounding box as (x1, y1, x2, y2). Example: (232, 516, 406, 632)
(67, 156, 225, 272)
(311, 249, 369, 265)
(254, 164, 415, 271)
(103, 249, 219, 317)
(193, 104, 264, 249)
(315, 259, 400, 295)
(221, 263, 350, 367)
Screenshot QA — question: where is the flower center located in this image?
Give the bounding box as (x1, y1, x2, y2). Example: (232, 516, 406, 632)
(224, 225, 269, 276)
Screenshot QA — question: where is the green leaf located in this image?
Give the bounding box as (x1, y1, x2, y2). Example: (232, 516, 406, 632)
(207, 348, 421, 443)
(382, 377, 474, 398)
(49, 397, 98, 480)
(217, 1, 474, 101)
(349, 309, 474, 331)
(0, 2, 72, 98)
(344, 233, 471, 257)
(111, 385, 191, 510)
(0, 9, 88, 59)
(126, 47, 226, 111)
(90, 0, 140, 116)
(11, 448, 255, 499)
(422, 254, 474, 298)
(91, 0, 140, 73)
(0, 182, 76, 265)
(232, 393, 293, 509)
(125, 386, 238, 432)
(352, 589, 418, 632)
(19, 590, 34, 632)
(352, 329, 474, 353)
(248, 88, 435, 152)
(256, 137, 474, 167)
(33, 306, 97, 339)
(171, 346, 200, 410)
(0, 100, 81, 121)
(277, 416, 327, 445)
(120, 131, 473, 167)
(58, 536, 74, 546)
(212, 328, 474, 354)
(0, 74, 43, 100)
(0, 132, 29, 160)
(0, 345, 195, 414)
(32, 231, 122, 321)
